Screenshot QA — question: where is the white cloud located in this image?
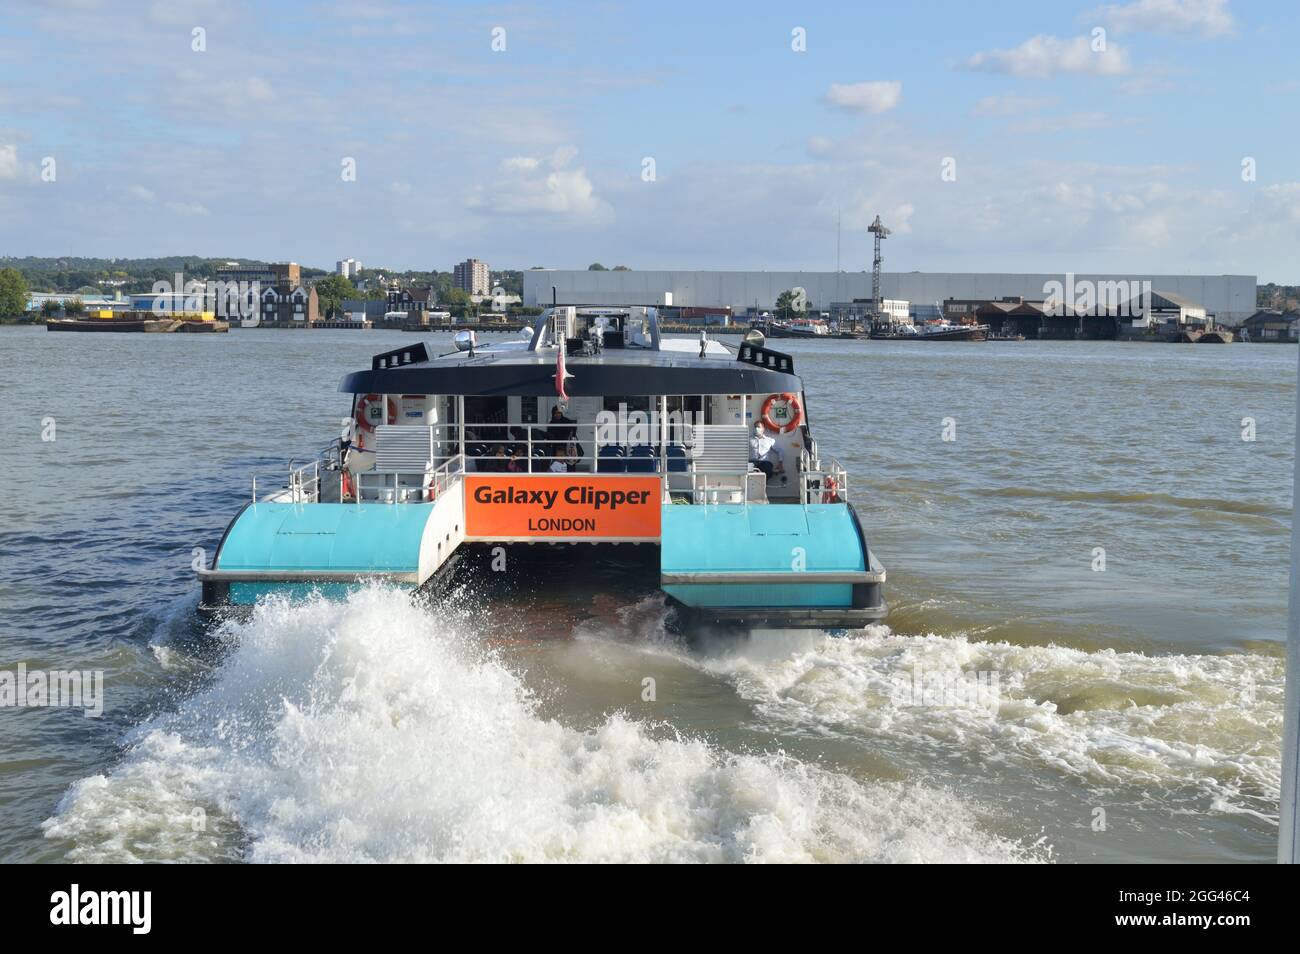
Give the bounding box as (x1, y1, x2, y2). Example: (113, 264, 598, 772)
(972, 94, 1058, 117)
(128, 185, 157, 201)
(164, 201, 209, 215)
(0, 144, 17, 179)
(243, 76, 274, 102)
(807, 135, 835, 157)
(1007, 111, 1118, 134)
(1119, 74, 1179, 95)
(198, 75, 275, 109)
(501, 156, 541, 173)
(466, 146, 609, 221)
(1227, 182, 1300, 243)
(966, 35, 1130, 78)
(824, 81, 902, 114)
(1092, 0, 1233, 37)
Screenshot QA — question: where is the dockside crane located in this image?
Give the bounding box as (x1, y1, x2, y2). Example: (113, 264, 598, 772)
(868, 214, 891, 328)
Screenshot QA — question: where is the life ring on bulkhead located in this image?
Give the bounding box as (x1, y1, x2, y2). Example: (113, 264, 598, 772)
(760, 392, 803, 433)
(353, 394, 397, 448)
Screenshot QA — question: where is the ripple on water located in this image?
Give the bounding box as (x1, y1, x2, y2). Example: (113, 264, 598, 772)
(682, 627, 1282, 823)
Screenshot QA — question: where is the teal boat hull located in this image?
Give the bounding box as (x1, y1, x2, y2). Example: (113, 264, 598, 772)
(659, 502, 885, 628)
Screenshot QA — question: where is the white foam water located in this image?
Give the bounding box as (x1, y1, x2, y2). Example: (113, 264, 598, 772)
(43, 589, 1037, 863)
(683, 626, 1283, 822)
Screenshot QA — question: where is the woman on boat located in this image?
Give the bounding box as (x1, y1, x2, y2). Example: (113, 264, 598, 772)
(558, 439, 581, 472)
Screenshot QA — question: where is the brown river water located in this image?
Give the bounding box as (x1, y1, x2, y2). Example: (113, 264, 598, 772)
(1, 326, 1291, 862)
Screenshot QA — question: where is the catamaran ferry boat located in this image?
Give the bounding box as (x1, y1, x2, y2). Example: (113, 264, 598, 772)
(197, 306, 886, 629)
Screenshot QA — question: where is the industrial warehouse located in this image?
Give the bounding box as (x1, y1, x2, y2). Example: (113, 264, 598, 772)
(522, 267, 1255, 337)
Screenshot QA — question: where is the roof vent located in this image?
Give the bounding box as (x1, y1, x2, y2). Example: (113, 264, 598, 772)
(371, 342, 430, 371)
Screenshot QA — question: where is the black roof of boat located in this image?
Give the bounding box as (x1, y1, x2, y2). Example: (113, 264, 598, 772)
(339, 341, 802, 396)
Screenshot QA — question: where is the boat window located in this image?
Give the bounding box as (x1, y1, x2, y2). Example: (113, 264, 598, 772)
(520, 396, 539, 424)
(603, 396, 651, 414)
(464, 396, 508, 425)
(663, 396, 703, 442)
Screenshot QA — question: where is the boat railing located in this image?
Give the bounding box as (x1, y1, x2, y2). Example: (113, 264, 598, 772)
(669, 469, 762, 506)
(249, 460, 324, 504)
(355, 453, 465, 505)
(287, 459, 321, 502)
(800, 458, 849, 505)
(250, 459, 320, 504)
(460, 421, 693, 475)
(263, 423, 845, 507)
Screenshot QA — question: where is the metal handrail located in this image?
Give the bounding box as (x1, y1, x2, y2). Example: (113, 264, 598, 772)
(250, 472, 287, 502)
(257, 421, 853, 510)
(287, 459, 320, 502)
(355, 452, 466, 505)
(461, 422, 690, 475)
(800, 458, 849, 505)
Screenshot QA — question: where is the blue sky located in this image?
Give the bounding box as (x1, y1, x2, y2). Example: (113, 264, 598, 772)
(1, 0, 1296, 280)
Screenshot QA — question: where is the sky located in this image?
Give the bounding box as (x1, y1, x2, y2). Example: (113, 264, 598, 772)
(0, 0, 1297, 281)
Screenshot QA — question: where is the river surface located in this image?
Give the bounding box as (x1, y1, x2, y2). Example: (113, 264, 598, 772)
(1, 325, 1292, 862)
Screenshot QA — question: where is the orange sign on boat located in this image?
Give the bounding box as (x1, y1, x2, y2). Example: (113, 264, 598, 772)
(464, 475, 662, 540)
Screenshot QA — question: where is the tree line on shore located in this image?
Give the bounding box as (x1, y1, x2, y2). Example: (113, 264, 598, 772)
(0, 257, 530, 321)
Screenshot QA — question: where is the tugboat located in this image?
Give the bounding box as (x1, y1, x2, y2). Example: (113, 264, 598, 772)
(763, 316, 832, 339)
(914, 318, 988, 341)
(197, 306, 886, 630)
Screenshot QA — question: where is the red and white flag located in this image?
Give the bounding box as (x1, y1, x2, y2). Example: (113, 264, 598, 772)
(555, 343, 574, 403)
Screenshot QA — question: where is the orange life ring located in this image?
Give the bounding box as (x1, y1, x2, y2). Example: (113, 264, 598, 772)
(351, 392, 395, 447)
(760, 392, 803, 433)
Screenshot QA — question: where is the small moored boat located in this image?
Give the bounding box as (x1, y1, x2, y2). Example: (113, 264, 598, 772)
(764, 317, 832, 339)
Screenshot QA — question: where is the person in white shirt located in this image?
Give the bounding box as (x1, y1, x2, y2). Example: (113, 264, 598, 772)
(750, 424, 784, 480)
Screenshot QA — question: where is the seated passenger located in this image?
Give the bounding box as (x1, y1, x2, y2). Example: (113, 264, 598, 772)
(750, 424, 785, 482)
(485, 443, 508, 472)
(559, 439, 581, 471)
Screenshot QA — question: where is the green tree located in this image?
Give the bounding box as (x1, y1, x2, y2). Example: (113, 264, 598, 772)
(313, 275, 357, 318)
(63, 298, 85, 316)
(0, 267, 30, 319)
(587, 262, 607, 271)
(775, 288, 807, 319)
(612, 265, 631, 271)
(41, 299, 62, 318)
(442, 286, 472, 318)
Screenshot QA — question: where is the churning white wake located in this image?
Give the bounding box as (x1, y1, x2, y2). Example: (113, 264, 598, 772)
(43, 588, 1036, 863)
(685, 626, 1282, 822)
